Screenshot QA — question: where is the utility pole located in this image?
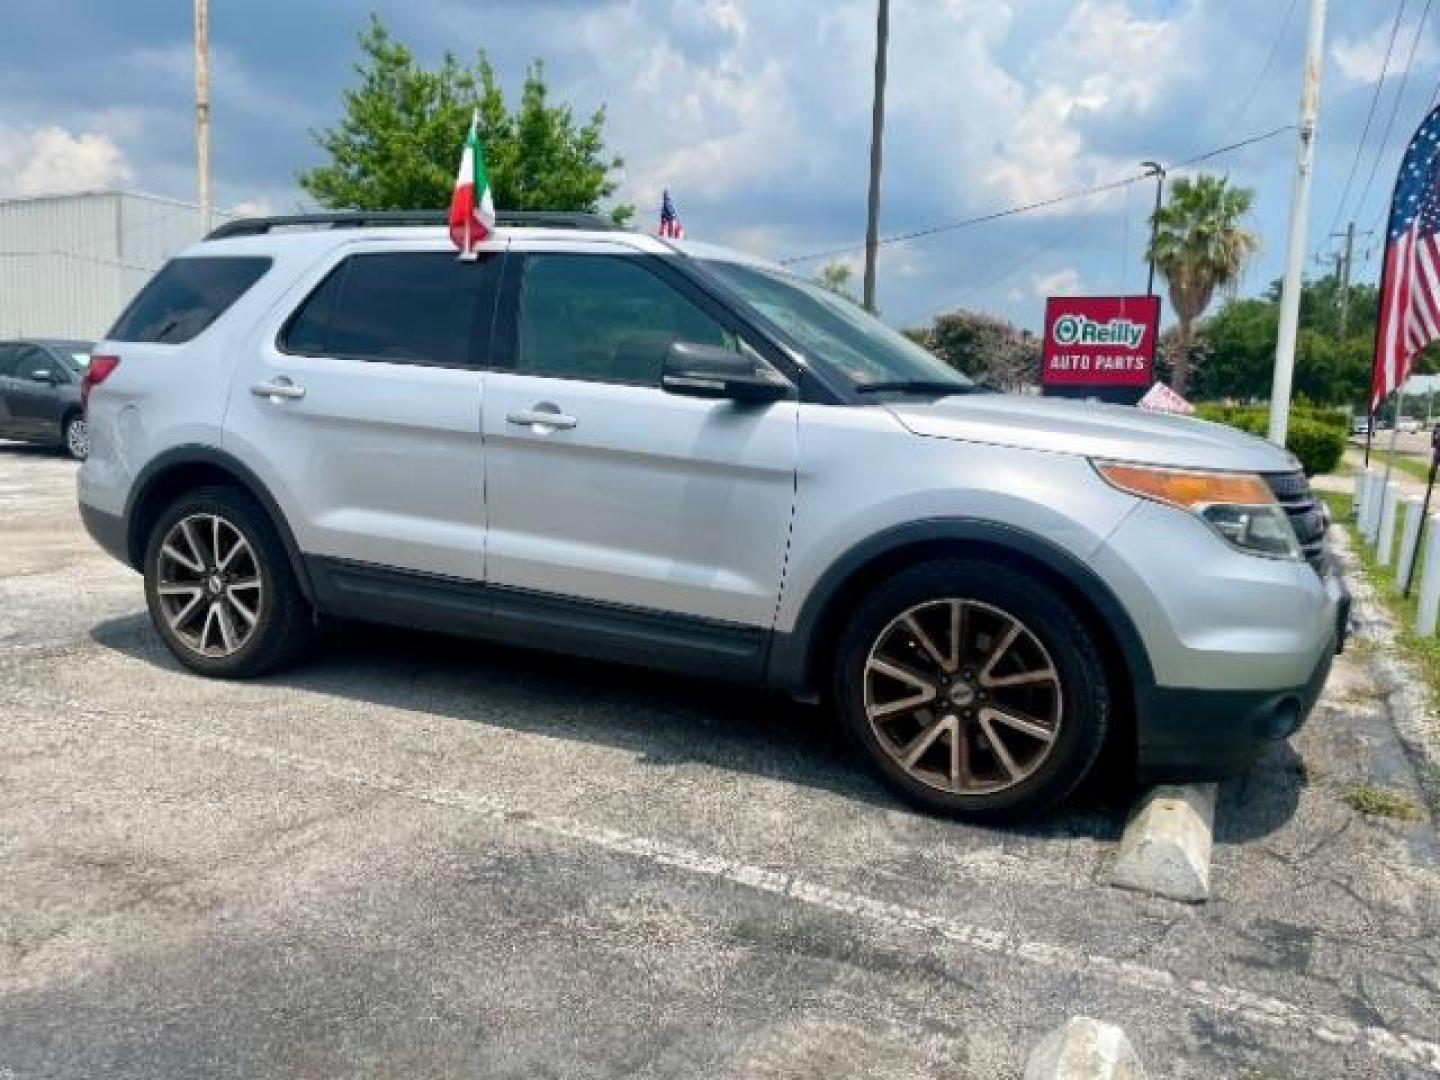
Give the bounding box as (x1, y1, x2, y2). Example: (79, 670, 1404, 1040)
(194, 0, 212, 234)
(1267, 0, 1327, 447)
(862, 0, 889, 313)
(1331, 221, 1357, 338)
(1141, 161, 1166, 296)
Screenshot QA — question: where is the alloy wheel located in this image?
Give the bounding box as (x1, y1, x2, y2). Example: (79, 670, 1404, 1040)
(863, 598, 1063, 795)
(66, 418, 89, 459)
(155, 513, 264, 658)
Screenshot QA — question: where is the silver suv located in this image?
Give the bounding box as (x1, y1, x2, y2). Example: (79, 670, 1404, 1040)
(77, 211, 1346, 820)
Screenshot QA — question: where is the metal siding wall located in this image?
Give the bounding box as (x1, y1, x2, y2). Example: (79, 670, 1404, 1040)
(0, 192, 210, 339)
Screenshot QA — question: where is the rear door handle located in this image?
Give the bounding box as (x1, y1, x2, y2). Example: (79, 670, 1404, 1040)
(251, 378, 306, 401)
(506, 408, 577, 430)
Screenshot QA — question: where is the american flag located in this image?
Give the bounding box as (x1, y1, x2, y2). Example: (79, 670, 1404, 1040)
(658, 190, 684, 239)
(1373, 105, 1440, 412)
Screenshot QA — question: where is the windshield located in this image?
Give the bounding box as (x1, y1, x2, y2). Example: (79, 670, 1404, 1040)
(699, 259, 972, 391)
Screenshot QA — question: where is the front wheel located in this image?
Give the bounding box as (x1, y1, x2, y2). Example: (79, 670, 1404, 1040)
(143, 486, 314, 678)
(834, 558, 1110, 821)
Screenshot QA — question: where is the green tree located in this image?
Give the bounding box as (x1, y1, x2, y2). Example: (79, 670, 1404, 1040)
(815, 262, 858, 301)
(299, 16, 632, 223)
(1148, 173, 1259, 395)
(918, 309, 1040, 391)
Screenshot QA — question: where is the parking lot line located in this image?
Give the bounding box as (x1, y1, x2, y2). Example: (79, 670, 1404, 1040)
(12, 693, 1439, 1074)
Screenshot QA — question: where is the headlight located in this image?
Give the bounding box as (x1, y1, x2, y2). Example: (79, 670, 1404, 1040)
(1095, 462, 1302, 560)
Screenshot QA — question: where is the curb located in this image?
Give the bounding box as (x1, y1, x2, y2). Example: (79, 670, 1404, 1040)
(1025, 1017, 1146, 1079)
(1329, 527, 1440, 816)
(1107, 783, 1217, 903)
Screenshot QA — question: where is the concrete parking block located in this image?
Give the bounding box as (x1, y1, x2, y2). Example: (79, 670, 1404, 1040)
(1108, 783, 1217, 903)
(1024, 1017, 1146, 1080)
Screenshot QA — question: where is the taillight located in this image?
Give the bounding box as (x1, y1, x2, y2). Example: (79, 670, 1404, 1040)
(81, 354, 121, 414)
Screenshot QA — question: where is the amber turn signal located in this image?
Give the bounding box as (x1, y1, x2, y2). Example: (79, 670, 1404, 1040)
(1095, 463, 1275, 510)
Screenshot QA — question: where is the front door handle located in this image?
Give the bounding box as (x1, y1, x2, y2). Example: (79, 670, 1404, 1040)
(251, 377, 306, 401)
(506, 406, 577, 431)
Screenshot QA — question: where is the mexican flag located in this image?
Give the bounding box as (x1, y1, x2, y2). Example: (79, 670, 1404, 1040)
(448, 109, 495, 255)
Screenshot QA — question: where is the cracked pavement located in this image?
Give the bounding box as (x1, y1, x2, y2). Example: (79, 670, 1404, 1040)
(1, 444, 1438, 1077)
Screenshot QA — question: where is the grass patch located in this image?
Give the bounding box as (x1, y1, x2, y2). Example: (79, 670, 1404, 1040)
(1343, 782, 1424, 821)
(1362, 448, 1433, 485)
(1319, 489, 1440, 712)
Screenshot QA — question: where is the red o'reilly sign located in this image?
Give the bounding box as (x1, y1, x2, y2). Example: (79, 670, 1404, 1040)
(1041, 295, 1160, 390)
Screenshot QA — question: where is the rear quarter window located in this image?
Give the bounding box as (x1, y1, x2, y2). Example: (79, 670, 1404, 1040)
(107, 256, 272, 344)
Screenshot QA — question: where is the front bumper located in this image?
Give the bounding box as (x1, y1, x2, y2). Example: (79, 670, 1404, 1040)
(1134, 558, 1346, 782)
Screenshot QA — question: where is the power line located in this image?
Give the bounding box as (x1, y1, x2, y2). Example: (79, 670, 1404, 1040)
(1326, 0, 1408, 242)
(778, 125, 1294, 266)
(1354, 0, 1435, 229)
(1226, 0, 1302, 128)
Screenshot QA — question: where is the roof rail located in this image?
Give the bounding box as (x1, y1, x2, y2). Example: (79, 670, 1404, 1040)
(205, 209, 622, 241)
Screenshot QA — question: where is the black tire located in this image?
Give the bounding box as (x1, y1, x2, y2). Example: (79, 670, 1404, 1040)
(62, 413, 88, 460)
(143, 485, 314, 678)
(834, 557, 1110, 821)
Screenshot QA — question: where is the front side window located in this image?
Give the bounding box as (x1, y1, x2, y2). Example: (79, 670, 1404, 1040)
(700, 259, 973, 391)
(283, 251, 500, 367)
(0, 345, 21, 378)
(108, 256, 271, 344)
(517, 254, 736, 385)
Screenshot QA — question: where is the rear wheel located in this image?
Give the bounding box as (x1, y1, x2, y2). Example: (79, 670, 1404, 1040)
(63, 414, 88, 460)
(143, 486, 313, 677)
(834, 558, 1110, 821)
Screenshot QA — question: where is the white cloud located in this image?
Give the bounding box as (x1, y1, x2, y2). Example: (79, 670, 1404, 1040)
(225, 198, 273, 218)
(1332, 19, 1437, 85)
(1031, 266, 1081, 298)
(0, 125, 132, 196)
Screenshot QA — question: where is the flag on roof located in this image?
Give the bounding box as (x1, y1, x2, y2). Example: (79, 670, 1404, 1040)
(658, 190, 684, 239)
(1372, 103, 1440, 412)
(1137, 381, 1193, 414)
(448, 109, 495, 257)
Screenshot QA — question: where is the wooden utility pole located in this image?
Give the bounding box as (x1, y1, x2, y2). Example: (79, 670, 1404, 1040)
(194, 0, 212, 234)
(863, 0, 889, 313)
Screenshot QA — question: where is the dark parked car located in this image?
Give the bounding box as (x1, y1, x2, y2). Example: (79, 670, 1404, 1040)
(0, 339, 93, 458)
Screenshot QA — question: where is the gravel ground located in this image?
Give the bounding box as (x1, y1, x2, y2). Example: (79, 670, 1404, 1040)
(1, 443, 1438, 1078)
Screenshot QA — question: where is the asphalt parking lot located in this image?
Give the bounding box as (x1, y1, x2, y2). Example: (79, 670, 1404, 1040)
(2, 443, 1439, 1078)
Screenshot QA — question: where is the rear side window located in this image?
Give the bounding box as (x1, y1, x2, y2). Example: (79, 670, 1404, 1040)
(282, 252, 500, 367)
(108, 256, 271, 344)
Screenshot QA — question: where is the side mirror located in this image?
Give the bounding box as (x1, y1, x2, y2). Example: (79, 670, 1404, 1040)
(30, 369, 56, 384)
(661, 342, 791, 402)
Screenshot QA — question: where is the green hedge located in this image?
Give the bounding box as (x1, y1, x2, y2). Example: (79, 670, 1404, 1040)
(1193, 404, 1345, 476)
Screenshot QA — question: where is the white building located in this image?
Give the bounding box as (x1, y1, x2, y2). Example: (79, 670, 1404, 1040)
(0, 191, 231, 340)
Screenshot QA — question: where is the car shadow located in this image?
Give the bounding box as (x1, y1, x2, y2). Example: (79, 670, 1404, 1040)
(89, 611, 1136, 838)
(0, 440, 65, 458)
(1214, 741, 1305, 844)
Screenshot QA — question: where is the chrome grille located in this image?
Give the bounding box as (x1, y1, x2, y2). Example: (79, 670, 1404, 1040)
(1266, 470, 1326, 572)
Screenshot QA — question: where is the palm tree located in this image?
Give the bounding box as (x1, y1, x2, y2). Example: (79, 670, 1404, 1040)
(1148, 174, 1259, 395)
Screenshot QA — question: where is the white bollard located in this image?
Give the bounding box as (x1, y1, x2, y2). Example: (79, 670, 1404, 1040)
(1399, 497, 1425, 590)
(1419, 516, 1440, 635)
(1353, 468, 1370, 521)
(1379, 483, 1400, 565)
(1363, 471, 1385, 540)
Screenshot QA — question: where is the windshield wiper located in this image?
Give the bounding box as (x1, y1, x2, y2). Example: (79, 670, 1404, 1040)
(854, 379, 981, 395)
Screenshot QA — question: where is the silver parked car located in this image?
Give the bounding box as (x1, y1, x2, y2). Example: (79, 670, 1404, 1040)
(77, 212, 1345, 820)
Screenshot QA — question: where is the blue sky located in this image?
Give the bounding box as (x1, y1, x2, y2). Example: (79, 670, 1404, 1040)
(0, 0, 1429, 330)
